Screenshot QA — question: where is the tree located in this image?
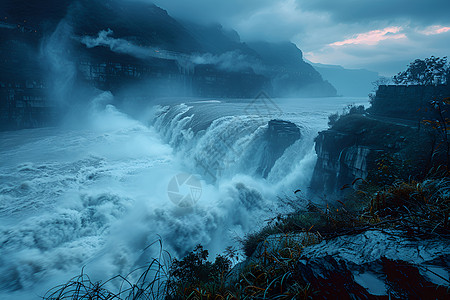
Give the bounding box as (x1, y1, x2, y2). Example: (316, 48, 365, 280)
(393, 56, 448, 85)
(372, 76, 391, 90)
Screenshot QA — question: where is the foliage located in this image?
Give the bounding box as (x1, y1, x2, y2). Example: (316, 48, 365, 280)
(327, 104, 365, 127)
(371, 76, 391, 90)
(345, 104, 365, 115)
(393, 56, 449, 85)
(235, 241, 316, 299)
(238, 174, 449, 298)
(241, 192, 366, 257)
(43, 243, 237, 300)
(362, 178, 450, 236)
(369, 152, 414, 186)
(166, 244, 233, 299)
(243, 175, 450, 259)
(327, 112, 339, 127)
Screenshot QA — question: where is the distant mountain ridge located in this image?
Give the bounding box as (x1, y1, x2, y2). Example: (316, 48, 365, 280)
(310, 62, 379, 97)
(248, 42, 336, 96)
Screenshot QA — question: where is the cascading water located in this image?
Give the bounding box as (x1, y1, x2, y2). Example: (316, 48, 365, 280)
(0, 93, 366, 299)
(151, 102, 313, 184)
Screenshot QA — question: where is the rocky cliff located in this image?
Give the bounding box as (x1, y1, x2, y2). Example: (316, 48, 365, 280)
(233, 231, 450, 298)
(247, 42, 337, 97)
(311, 84, 450, 198)
(311, 128, 370, 196)
(310, 114, 437, 198)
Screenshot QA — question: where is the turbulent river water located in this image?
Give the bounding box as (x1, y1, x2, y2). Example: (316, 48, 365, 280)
(0, 92, 366, 298)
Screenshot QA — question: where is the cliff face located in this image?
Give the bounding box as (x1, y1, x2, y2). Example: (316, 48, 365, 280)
(0, 27, 56, 130)
(311, 128, 371, 196)
(311, 84, 450, 198)
(310, 114, 437, 197)
(71, 5, 336, 98)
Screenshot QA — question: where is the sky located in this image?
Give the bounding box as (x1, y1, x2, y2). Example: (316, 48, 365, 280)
(147, 0, 450, 76)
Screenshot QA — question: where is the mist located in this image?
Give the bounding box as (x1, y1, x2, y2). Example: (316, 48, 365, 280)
(80, 29, 258, 73)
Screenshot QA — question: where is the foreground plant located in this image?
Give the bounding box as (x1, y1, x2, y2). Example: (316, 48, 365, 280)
(43, 240, 171, 300)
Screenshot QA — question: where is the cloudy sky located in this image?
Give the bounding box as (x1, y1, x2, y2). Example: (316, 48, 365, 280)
(149, 0, 450, 76)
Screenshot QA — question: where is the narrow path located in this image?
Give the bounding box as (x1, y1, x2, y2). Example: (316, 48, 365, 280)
(365, 113, 420, 128)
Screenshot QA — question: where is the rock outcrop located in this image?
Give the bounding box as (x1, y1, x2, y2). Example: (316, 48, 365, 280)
(310, 128, 370, 196)
(300, 230, 450, 297)
(232, 231, 450, 298)
(257, 120, 301, 178)
(310, 114, 436, 198)
(310, 83, 450, 198)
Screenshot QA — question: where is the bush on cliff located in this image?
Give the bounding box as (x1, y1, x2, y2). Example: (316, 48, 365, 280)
(327, 104, 365, 127)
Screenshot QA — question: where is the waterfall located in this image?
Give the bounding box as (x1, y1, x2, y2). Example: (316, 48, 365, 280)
(152, 103, 316, 186)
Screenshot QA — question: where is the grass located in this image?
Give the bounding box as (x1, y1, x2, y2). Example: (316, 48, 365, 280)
(43, 240, 172, 300)
(362, 178, 450, 236)
(242, 176, 450, 257)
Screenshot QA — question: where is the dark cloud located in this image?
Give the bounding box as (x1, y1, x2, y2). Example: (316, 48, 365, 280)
(149, 0, 274, 24)
(125, 0, 450, 75)
(299, 0, 450, 26)
(149, 0, 301, 42)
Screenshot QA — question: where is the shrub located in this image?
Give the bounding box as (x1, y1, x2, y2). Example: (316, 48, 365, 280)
(328, 112, 339, 127)
(166, 245, 234, 299)
(327, 104, 365, 127)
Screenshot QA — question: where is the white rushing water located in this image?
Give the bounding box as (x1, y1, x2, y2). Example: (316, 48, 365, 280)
(0, 92, 366, 298)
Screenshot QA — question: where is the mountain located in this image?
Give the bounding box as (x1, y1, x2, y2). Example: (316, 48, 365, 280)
(248, 42, 337, 97)
(69, 0, 202, 53)
(310, 62, 379, 97)
(180, 22, 255, 55)
(68, 0, 337, 97)
(0, 0, 337, 117)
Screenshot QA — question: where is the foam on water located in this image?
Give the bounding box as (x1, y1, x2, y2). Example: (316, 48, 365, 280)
(0, 92, 366, 298)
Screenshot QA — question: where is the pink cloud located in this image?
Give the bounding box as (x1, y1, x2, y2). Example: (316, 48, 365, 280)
(330, 26, 406, 46)
(419, 25, 450, 35)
